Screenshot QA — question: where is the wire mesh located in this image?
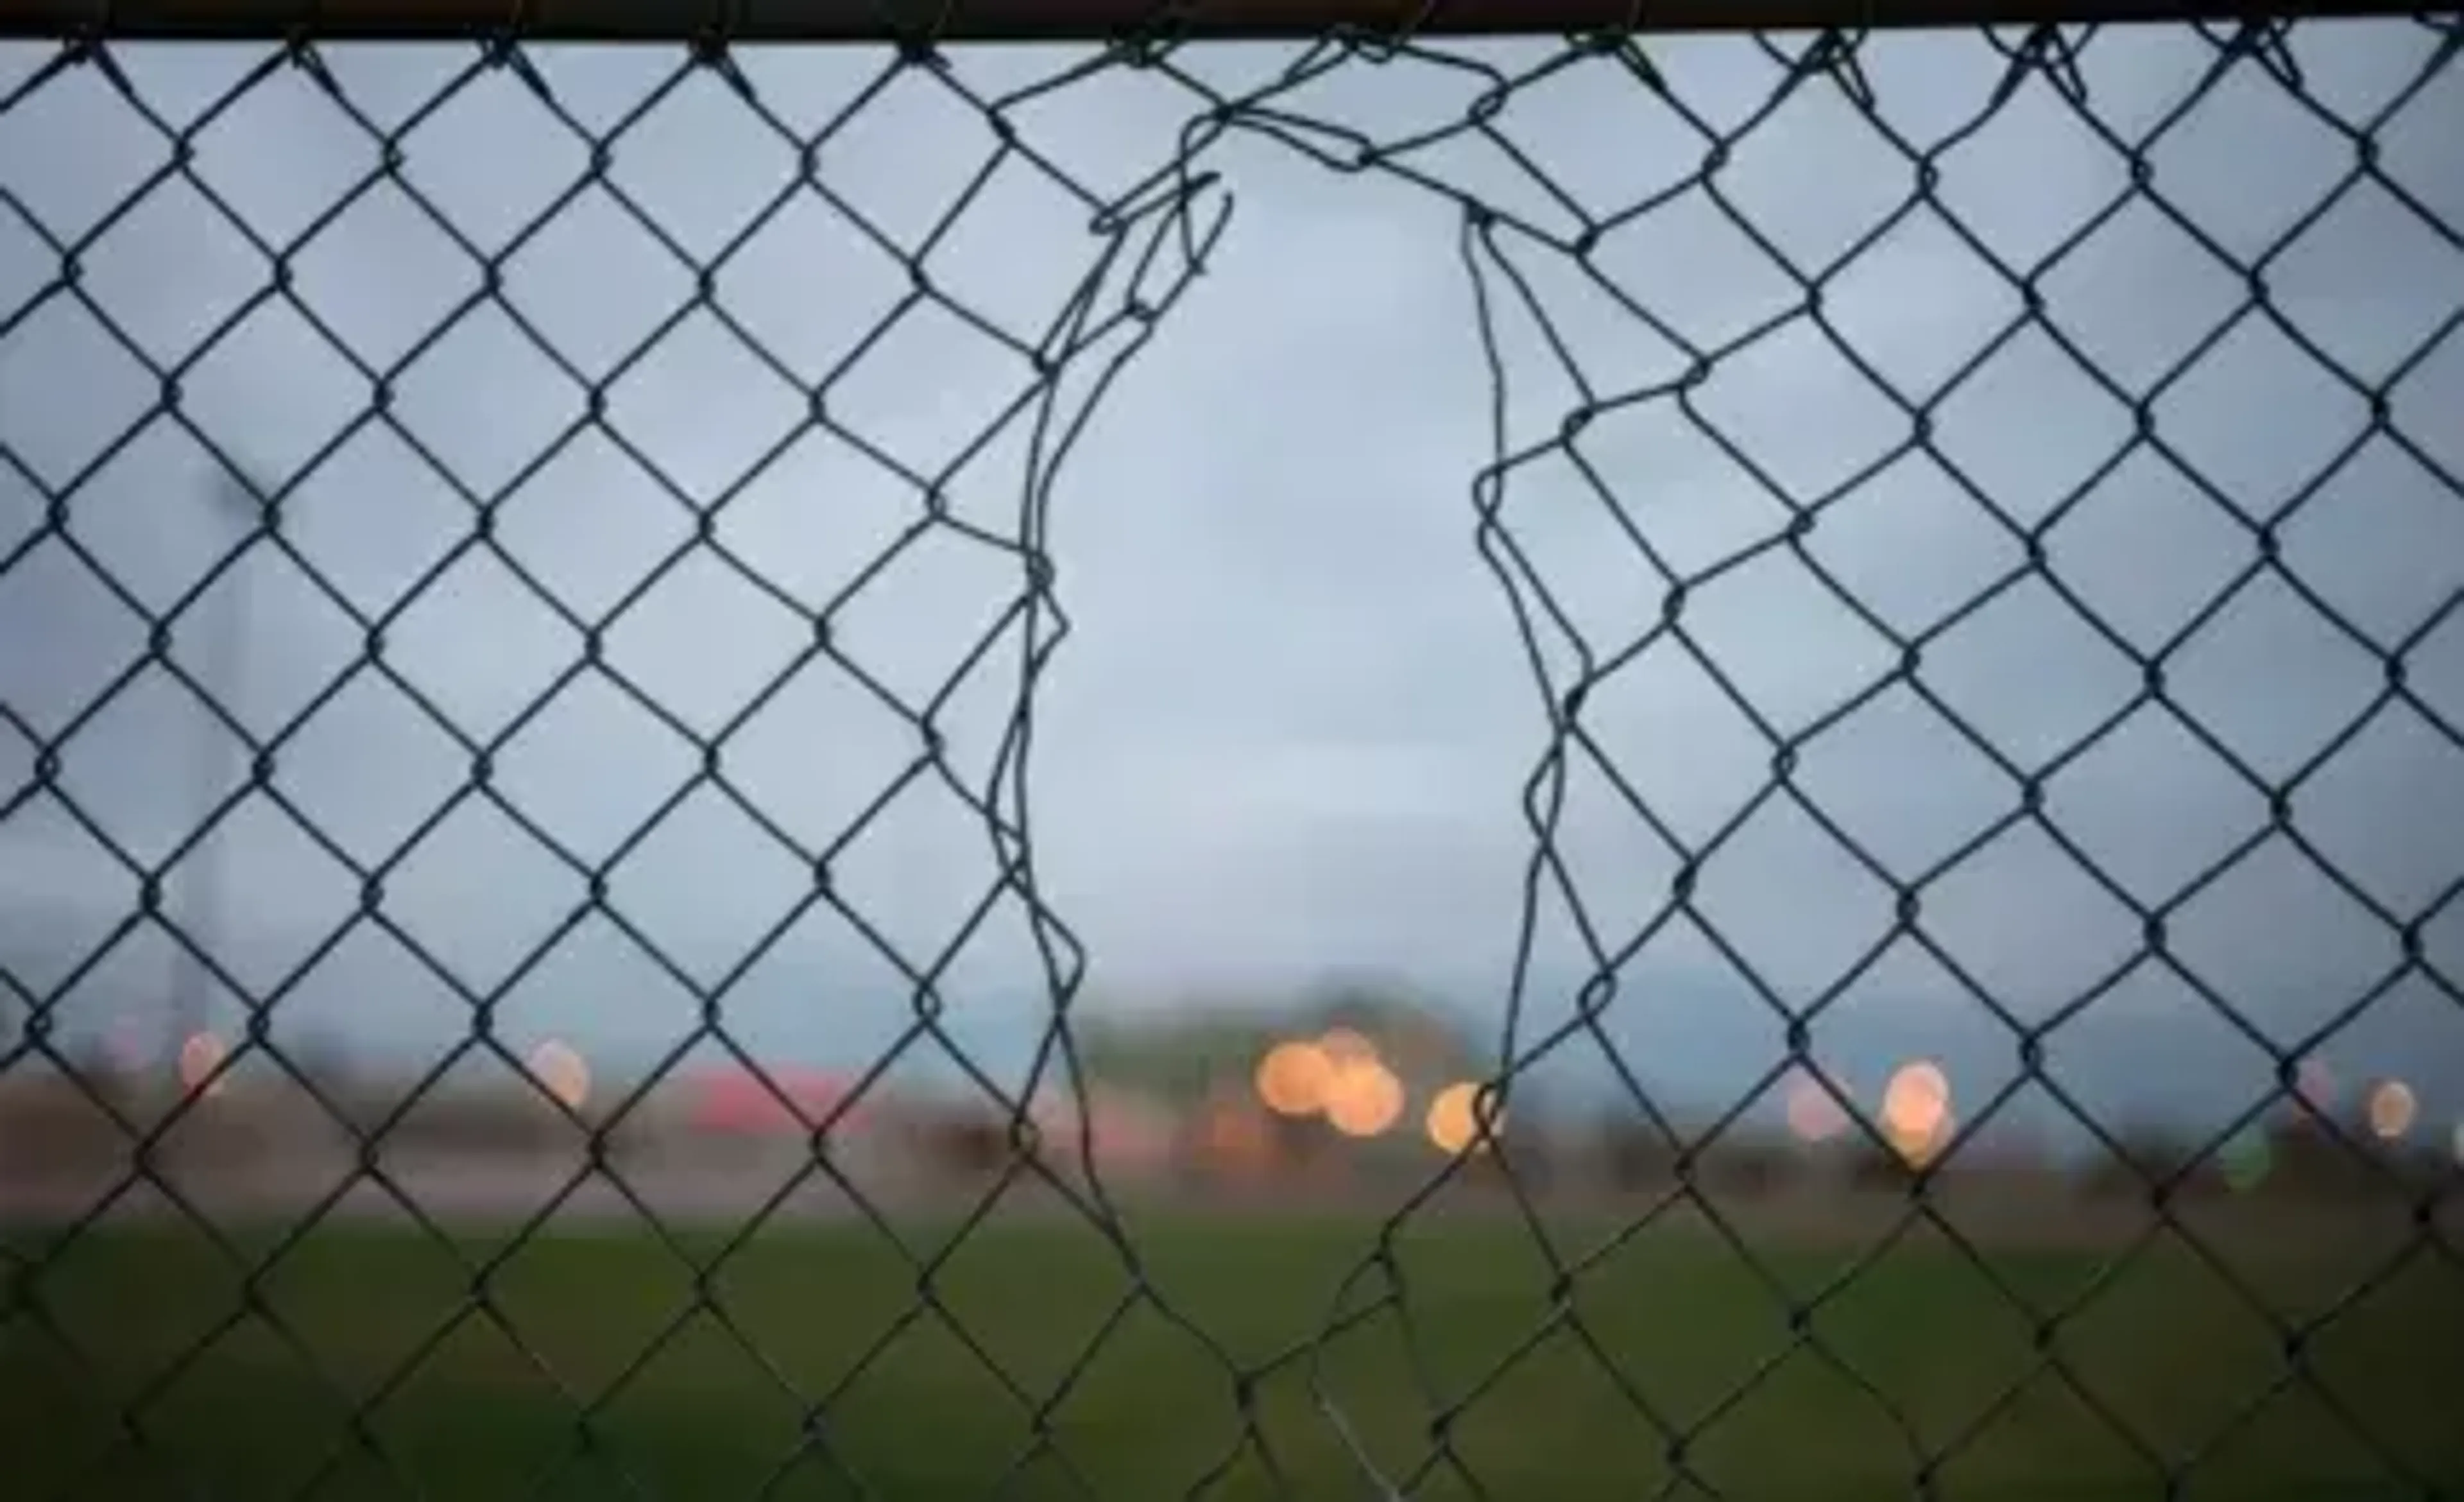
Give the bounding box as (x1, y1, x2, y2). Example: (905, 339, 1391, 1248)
(1, 2, 2461, 1498)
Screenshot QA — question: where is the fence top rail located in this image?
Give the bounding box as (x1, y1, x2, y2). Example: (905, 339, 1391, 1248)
(0, 0, 2434, 44)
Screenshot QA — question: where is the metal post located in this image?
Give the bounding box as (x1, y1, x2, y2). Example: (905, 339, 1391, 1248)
(166, 471, 257, 1087)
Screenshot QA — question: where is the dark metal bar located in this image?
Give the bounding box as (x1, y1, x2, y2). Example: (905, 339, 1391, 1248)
(0, 0, 2433, 44)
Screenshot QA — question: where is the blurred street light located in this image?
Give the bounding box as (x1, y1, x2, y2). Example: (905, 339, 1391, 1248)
(1323, 1060, 1403, 1139)
(529, 1039, 592, 1114)
(1425, 1080, 1498, 1156)
(2366, 1079, 2417, 1142)
(1255, 1039, 1332, 1118)
(1882, 1060, 1953, 1166)
(1317, 1028, 1376, 1069)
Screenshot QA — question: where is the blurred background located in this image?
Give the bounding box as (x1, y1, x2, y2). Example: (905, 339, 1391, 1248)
(1, 21, 2461, 1228)
(5, 17, 2464, 1499)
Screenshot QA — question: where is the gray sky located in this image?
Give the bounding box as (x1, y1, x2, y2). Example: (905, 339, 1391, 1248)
(1, 20, 2461, 1146)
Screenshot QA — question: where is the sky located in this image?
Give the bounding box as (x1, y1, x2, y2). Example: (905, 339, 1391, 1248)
(1, 19, 2461, 1152)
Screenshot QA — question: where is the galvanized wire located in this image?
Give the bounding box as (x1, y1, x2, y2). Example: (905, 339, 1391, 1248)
(1, 4, 2460, 1499)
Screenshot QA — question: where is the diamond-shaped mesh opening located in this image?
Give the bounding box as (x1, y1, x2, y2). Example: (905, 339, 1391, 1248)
(6, 8, 2462, 1501)
(808, 1291, 1068, 1492)
(350, 1308, 595, 1493)
(2295, 1250, 2464, 1483)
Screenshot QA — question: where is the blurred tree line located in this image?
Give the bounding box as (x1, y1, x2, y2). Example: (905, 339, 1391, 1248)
(1073, 978, 1485, 1110)
(1584, 1095, 2453, 1202)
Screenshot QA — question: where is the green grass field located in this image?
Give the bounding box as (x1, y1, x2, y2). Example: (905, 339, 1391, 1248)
(4, 1207, 2458, 1499)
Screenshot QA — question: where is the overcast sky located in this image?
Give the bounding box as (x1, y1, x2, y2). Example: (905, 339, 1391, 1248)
(1, 19, 2460, 1144)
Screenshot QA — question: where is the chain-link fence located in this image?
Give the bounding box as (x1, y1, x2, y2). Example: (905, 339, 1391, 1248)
(3, 0, 2461, 1496)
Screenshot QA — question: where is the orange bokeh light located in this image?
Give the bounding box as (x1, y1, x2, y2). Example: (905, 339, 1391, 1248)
(1255, 1040, 1334, 1118)
(529, 1039, 591, 1113)
(1881, 1060, 1952, 1164)
(2366, 1079, 2417, 1142)
(1425, 1081, 1500, 1156)
(1887, 1109, 1954, 1165)
(1323, 1060, 1404, 1139)
(1887, 1060, 1949, 1112)
(1317, 1028, 1378, 1068)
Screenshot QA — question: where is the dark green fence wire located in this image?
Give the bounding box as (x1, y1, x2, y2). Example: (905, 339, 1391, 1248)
(2, 1, 2459, 1496)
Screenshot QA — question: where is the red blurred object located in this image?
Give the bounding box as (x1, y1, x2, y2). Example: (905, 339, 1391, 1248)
(687, 1065, 869, 1136)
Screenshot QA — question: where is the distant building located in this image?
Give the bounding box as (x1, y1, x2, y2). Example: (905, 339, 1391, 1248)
(684, 1064, 872, 1137)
